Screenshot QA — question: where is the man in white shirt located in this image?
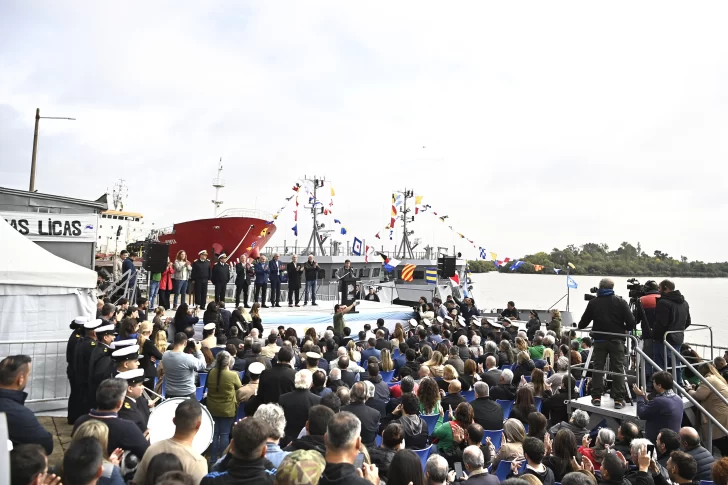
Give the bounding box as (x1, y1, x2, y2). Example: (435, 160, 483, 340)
(329, 347, 364, 373)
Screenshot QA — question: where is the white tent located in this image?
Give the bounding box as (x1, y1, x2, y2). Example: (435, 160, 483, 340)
(0, 218, 97, 406)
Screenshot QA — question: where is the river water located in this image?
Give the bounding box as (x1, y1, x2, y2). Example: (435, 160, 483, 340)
(469, 273, 725, 347)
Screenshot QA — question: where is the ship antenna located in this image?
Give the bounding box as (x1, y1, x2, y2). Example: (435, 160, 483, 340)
(112, 179, 127, 212)
(212, 157, 225, 217)
(302, 175, 327, 256)
(395, 188, 415, 259)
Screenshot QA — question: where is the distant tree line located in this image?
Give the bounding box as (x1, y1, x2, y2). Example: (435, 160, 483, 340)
(468, 242, 728, 277)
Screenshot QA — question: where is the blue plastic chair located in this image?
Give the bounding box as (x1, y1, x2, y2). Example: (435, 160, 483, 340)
(413, 445, 433, 470)
(576, 379, 586, 397)
(375, 435, 382, 446)
(195, 386, 205, 401)
(238, 371, 246, 381)
(462, 390, 476, 402)
(496, 399, 514, 419)
(420, 414, 440, 435)
(700, 481, 714, 485)
(523, 375, 532, 383)
(499, 364, 511, 371)
(481, 429, 503, 449)
(380, 370, 395, 383)
(199, 372, 208, 388)
(494, 461, 515, 482)
(236, 402, 246, 420)
(534, 396, 542, 412)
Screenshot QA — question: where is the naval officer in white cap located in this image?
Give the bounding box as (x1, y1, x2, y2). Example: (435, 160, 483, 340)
(191, 249, 211, 307)
(71, 318, 104, 420)
(116, 369, 151, 434)
(87, 324, 119, 410)
(212, 252, 230, 304)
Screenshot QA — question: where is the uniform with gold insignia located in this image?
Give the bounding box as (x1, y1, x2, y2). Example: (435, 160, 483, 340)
(87, 324, 119, 410)
(71, 319, 104, 420)
(66, 316, 88, 425)
(117, 395, 150, 433)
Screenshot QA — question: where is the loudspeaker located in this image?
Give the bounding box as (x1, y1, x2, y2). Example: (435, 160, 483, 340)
(143, 243, 169, 273)
(438, 256, 456, 277)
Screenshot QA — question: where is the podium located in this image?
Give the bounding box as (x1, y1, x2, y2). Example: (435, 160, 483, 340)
(340, 275, 359, 313)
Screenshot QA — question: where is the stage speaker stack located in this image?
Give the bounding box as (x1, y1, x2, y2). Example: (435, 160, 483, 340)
(143, 243, 169, 273)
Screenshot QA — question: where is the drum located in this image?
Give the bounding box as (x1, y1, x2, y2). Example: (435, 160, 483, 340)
(147, 398, 214, 454)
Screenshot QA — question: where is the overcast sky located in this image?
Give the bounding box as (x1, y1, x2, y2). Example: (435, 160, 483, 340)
(2, 2, 727, 262)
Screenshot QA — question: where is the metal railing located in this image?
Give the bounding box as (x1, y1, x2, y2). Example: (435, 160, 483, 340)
(0, 340, 70, 404)
(568, 326, 728, 452)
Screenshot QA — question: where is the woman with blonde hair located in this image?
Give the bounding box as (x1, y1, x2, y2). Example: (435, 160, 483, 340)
(515, 337, 529, 354)
(424, 350, 445, 378)
(173, 250, 191, 309)
(249, 302, 263, 335)
(138, 321, 164, 391)
(380, 348, 394, 372)
(491, 418, 527, 469)
(690, 362, 728, 455)
(392, 324, 406, 343)
(512, 350, 536, 385)
(346, 340, 361, 364)
(418, 345, 433, 365)
(439, 364, 460, 393)
(72, 420, 124, 485)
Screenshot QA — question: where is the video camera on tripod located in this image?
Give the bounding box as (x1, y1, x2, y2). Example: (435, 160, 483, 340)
(627, 278, 648, 299)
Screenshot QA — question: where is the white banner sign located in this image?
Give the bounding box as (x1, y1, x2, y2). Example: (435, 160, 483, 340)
(1, 212, 99, 243)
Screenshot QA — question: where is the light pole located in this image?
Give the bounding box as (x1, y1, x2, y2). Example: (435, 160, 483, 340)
(29, 108, 76, 192)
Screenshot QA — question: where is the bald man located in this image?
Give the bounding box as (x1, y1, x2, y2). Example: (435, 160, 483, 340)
(481, 355, 502, 388)
(679, 427, 714, 481)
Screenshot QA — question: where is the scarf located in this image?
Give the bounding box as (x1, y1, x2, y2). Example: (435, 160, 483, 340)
(597, 289, 615, 297)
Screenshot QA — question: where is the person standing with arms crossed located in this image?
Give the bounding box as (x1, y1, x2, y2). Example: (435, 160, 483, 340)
(578, 278, 636, 409)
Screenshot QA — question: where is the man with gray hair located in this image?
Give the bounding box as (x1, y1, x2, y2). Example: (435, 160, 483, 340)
(279, 369, 321, 445)
(578, 277, 636, 409)
(320, 412, 379, 485)
(330, 347, 364, 373)
(470, 381, 504, 431)
(482, 355, 502, 388)
(546, 356, 571, 390)
(253, 403, 290, 467)
(426, 454, 449, 485)
(341, 382, 381, 448)
(327, 367, 347, 392)
(450, 445, 498, 485)
(549, 409, 590, 443)
(490, 368, 516, 401)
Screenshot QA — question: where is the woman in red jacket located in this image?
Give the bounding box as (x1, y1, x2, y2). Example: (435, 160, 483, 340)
(159, 261, 175, 309)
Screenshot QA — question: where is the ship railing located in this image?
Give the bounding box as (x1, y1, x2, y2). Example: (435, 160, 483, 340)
(217, 208, 274, 221)
(0, 339, 70, 406)
(568, 326, 728, 452)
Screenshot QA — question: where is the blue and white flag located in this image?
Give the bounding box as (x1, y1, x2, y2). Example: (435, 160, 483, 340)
(340, 227, 347, 235)
(292, 224, 298, 236)
(510, 261, 524, 271)
(553, 268, 561, 274)
(334, 219, 341, 224)
(352, 237, 363, 256)
(384, 258, 401, 272)
(567, 275, 578, 289)
(479, 247, 488, 260)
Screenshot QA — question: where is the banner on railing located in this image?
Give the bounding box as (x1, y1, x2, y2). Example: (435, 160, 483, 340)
(1, 211, 98, 243)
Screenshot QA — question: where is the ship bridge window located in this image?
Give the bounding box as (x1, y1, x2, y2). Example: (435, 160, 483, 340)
(113, 215, 118, 220)
(360, 268, 370, 277)
(413, 270, 425, 280)
(332, 269, 339, 279)
(372, 268, 380, 278)
(134, 218, 139, 222)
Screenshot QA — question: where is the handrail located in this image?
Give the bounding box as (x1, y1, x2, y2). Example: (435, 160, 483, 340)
(662, 340, 728, 409)
(664, 324, 714, 363)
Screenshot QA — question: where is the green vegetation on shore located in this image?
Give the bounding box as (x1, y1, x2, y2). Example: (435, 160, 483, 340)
(468, 242, 728, 277)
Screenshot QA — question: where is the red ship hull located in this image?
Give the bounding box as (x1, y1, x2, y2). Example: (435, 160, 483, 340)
(158, 217, 276, 261)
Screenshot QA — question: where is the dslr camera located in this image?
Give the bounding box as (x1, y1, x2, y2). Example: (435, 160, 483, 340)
(584, 287, 599, 301)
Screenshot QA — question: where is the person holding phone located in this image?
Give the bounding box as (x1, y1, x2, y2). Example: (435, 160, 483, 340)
(161, 332, 207, 399)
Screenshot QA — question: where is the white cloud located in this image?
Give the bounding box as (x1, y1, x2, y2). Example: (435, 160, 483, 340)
(1, 1, 727, 261)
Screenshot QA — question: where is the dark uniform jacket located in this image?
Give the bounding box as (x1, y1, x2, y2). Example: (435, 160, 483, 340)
(212, 262, 231, 286)
(73, 411, 149, 459)
(67, 328, 84, 381)
(73, 337, 98, 411)
(117, 395, 151, 433)
(88, 342, 115, 409)
(191, 259, 211, 280)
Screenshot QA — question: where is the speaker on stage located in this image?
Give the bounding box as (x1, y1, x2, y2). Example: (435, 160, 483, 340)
(143, 243, 169, 273)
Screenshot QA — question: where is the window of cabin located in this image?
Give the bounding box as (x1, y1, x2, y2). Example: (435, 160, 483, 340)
(372, 268, 380, 277)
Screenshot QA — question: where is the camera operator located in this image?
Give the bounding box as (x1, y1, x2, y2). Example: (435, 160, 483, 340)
(578, 278, 636, 409)
(653, 279, 691, 386)
(635, 280, 661, 383)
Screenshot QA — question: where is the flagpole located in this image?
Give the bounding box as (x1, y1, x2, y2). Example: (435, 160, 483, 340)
(566, 267, 571, 312)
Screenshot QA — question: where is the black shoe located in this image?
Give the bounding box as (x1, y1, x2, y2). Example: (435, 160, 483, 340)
(591, 398, 601, 406)
(312, 303, 318, 306)
(275, 304, 281, 308)
(303, 302, 308, 306)
(243, 304, 251, 308)
(614, 401, 625, 409)
(262, 305, 269, 308)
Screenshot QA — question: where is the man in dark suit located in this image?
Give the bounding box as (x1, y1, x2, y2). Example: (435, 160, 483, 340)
(341, 382, 381, 448)
(286, 255, 303, 307)
(279, 369, 321, 445)
(256, 346, 296, 405)
(441, 380, 467, 413)
(254, 254, 270, 307)
(268, 253, 283, 307)
(338, 357, 358, 388)
(489, 369, 516, 401)
(393, 343, 407, 370)
(211, 253, 230, 303)
(374, 330, 391, 351)
(481, 356, 502, 388)
(234, 257, 252, 308)
(470, 382, 504, 431)
(361, 339, 381, 362)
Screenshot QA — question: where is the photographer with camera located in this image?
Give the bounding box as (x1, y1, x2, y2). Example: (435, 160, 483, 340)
(578, 278, 636, 409)
(652, 279, 691, 386)
(634, 280, 661, 384)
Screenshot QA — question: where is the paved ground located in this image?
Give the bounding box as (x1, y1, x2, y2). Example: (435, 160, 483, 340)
(38, 416, 74, 466)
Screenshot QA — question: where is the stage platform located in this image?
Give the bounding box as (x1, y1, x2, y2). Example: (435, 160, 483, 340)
(166, 300, 417, 338)
(568, 393, 695, 429)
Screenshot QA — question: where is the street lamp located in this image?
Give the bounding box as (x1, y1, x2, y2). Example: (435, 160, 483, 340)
(29, 108, 76, 192)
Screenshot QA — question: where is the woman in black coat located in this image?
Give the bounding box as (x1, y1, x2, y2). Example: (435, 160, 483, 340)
(173, 303, 199, 333)
(526, 310, 541, 342)
(286, 256, 303, 306)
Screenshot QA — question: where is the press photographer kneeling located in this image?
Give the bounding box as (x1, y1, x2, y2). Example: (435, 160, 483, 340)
(578, 277, 636, 409)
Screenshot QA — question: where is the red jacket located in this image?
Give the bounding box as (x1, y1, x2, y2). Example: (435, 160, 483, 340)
(161, 267, 174, 291)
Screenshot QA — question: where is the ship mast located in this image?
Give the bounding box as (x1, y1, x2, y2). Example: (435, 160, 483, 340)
(303, 176, 328, 256)
(212, 158, 225, 217)
(112, 179, 127, 211)
(395, 188, 415, 259)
